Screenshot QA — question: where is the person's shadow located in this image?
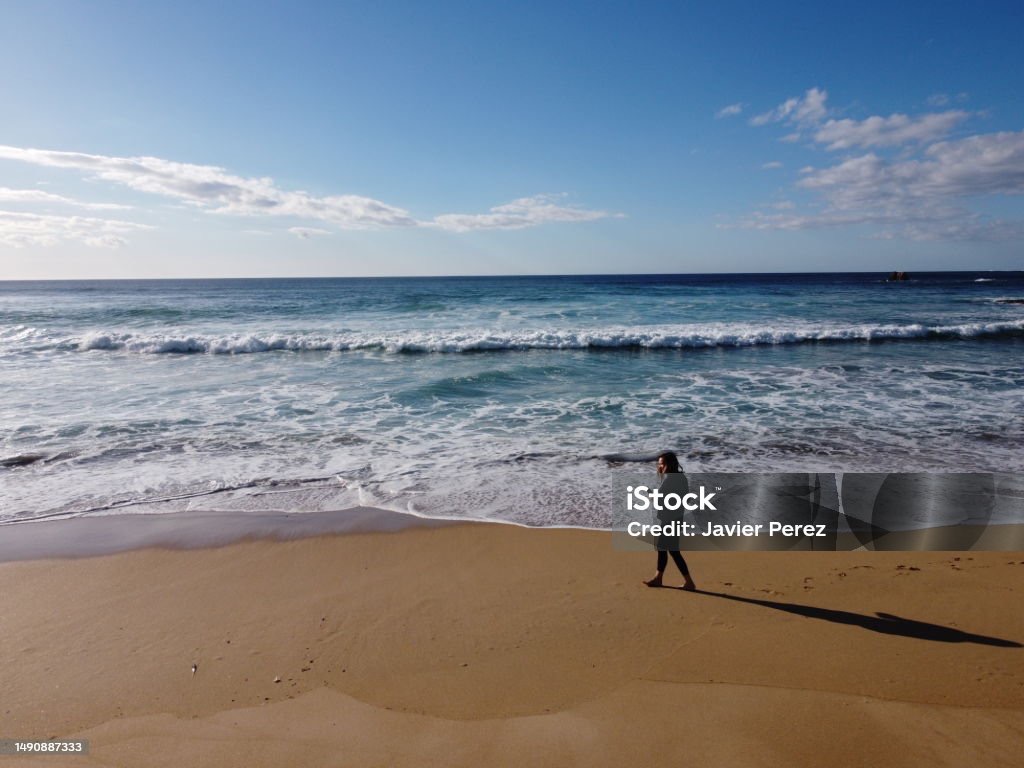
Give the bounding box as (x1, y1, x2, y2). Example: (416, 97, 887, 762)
(688, 589, 1021, 647)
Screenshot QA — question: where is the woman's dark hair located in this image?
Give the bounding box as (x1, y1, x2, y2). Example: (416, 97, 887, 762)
(657, 451, 681, 473)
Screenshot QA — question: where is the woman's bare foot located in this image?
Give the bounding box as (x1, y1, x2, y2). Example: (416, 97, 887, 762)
(644, 575, 664, 587)
(681, 578, 697, 592)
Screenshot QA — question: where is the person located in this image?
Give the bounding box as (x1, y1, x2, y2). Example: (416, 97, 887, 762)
(644, 451, 697, 591)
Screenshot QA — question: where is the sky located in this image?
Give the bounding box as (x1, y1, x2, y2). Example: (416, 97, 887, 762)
(1, 0, 1022, 278)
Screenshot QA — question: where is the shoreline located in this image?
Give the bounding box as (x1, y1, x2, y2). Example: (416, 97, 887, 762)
(0, 507, 455, 563)
(3, 507, 1023, 564)
(3, 522, 1023, 766)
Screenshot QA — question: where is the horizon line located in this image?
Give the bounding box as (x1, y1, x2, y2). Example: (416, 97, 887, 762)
(1, 268, 1020, 283)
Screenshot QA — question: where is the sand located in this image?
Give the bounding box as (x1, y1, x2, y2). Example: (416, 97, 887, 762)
(2, 521, 1023, 767)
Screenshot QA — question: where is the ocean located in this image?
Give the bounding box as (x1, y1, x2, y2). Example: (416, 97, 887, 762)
(1, 272, 1022, 528)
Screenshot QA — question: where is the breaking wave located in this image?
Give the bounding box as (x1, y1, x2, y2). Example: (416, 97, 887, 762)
(46, 320, 1024, 354)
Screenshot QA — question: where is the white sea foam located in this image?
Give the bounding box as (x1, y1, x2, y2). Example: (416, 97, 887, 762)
(0, 325, 44, 342)
(4, 351, 1021, 526)
(29, 319, 1024, 355)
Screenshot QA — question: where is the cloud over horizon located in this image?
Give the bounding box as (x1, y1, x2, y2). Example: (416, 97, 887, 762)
(0, 145, 616, 247)
(431, 195, 619, 232)
(0, 210, 152, 248)
(736, 89, 1024, 241)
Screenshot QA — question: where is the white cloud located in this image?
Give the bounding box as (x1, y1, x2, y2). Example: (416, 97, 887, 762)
(715, 103, 743, 119)
(754, 91, 970, 151)
(812, 110, 969, 150)
(761, 161, 783, 170)
(735, 85, 1024, 242)
(432, 194, 619, 232)
(751, 88, 828, 127)
(0, 145, 418, 229)
(0, 210, 151, 248)
(288, 226, 332, 239)
(0, 187, 131, 210)
(735, 131, 1024, 241)
(799, 131, 1024, 203)
(793, 88, 829, 124)
(0, 145, 616, 238)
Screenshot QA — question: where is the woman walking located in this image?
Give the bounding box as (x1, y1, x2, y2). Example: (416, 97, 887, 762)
(644, 451, 697, 591)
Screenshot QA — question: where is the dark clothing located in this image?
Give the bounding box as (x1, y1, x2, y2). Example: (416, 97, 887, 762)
(656, 472, 689, 525)
(655, 472, 690, 576)
(656, 536, 690, 576)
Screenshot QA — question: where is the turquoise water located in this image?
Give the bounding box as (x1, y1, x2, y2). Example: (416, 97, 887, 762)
(1, 272, 1022, 526)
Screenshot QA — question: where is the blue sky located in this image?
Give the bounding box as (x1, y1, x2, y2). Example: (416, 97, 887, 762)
(1, 0, 1022, 278)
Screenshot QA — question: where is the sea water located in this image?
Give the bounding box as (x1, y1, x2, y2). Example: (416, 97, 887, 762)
(1, 272, 1022, 527)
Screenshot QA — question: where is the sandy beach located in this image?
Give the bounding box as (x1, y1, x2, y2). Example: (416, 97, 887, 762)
(2, 520, 1023, 767)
